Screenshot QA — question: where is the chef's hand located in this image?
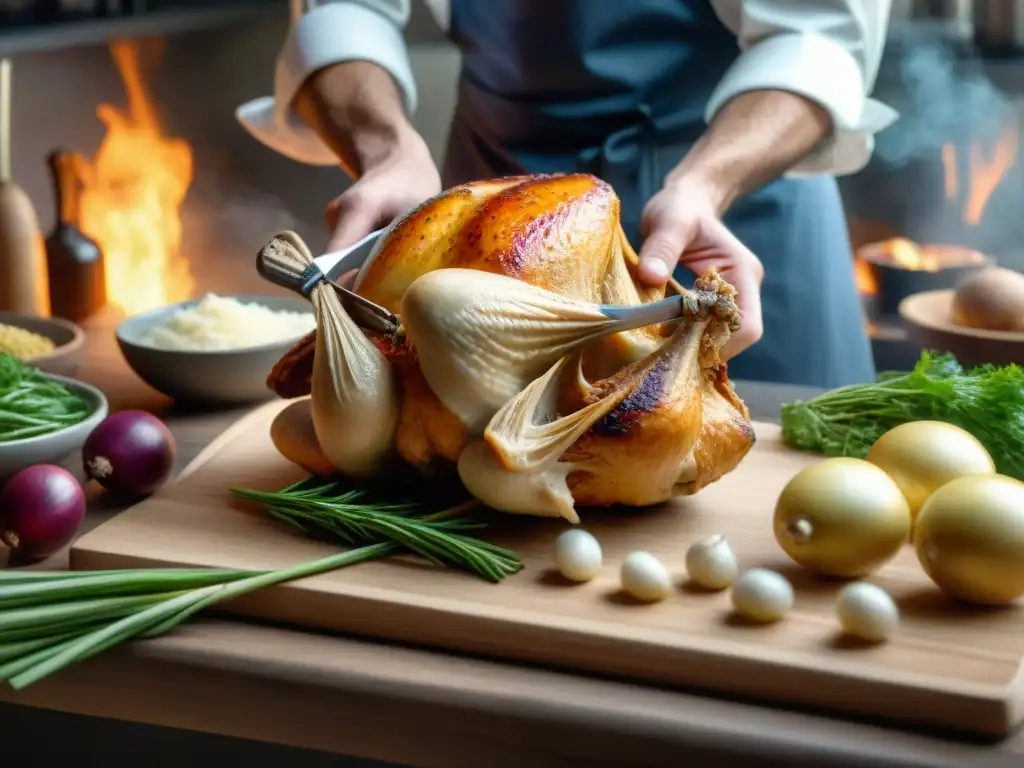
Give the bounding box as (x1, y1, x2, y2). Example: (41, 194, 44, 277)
(637, 184, 764, 360)
(324, 130, 441, 279)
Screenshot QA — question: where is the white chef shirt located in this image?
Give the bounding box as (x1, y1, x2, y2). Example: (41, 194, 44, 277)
(236, 0, 899, 177)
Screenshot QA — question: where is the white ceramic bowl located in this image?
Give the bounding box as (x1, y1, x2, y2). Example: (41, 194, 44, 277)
(115, 294, 314, 404)
(0, 373, 109, 482)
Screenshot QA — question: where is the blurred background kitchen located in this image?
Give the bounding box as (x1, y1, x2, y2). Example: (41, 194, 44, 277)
(1, 0, 1023, 370)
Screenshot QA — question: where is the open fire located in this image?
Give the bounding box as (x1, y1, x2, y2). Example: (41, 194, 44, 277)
(74, 40, 194, 317)
(854, 118, 1019, 300)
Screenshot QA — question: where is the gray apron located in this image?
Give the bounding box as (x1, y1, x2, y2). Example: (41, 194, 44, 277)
(441, 0, 875, 388)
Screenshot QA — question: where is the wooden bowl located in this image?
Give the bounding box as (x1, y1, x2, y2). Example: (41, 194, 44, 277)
(0, 312, 86, 377)
(899, 290, 1024, 366)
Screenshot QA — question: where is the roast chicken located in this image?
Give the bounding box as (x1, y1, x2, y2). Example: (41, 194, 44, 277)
(267, 173, 755, 522)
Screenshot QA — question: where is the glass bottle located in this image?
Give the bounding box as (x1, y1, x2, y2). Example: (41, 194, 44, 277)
(45, 149, 106, 321)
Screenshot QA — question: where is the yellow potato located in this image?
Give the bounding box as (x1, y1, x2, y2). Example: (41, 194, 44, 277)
(774, 458, 911, 578)
(914, 474, 1024, 606)
(270, 398, 337, 477)
(866, 421, 995, 520)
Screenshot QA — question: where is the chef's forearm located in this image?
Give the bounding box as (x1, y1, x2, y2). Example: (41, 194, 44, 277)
(295, 60, 417, 178)
(666, 89, 832, 214)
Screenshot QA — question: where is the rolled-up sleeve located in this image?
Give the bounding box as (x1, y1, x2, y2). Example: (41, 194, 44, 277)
(707, 0, 899, 177)
(237, 0, 415, 166)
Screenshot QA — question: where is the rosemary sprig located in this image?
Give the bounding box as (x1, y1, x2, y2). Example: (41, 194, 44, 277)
(232, 477, 523, 583)
(0, 477, 523, 690)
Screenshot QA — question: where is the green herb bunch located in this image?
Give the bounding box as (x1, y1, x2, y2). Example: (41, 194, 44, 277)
(232, 478, 523, 582)
(0, 354, 92, 443)
(780, 351, 1024, 480)
(0, 478, 523, 690)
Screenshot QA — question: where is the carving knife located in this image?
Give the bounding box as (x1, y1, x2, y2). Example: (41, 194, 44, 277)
(313, 227, 386, 284)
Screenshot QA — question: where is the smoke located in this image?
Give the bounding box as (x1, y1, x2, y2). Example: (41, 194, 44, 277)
(180, 176, 310, 293)
(181, 175, 305, 261)
(839, 32, 1024, 265)
(873, 37, 1014, 168)
(199, 183, 296, 243)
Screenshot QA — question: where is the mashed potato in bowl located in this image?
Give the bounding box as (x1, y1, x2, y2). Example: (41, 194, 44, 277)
(141, 294, 315, 352)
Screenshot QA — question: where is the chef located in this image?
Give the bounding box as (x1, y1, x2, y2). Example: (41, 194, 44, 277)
(237, 0, 898, 388)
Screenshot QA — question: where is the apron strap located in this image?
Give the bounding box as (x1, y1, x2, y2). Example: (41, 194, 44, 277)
(576, 104, 660, 239)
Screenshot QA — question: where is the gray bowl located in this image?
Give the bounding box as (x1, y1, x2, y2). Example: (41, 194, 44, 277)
(0, 374, 109, 482)
(115, 294, 314, 404)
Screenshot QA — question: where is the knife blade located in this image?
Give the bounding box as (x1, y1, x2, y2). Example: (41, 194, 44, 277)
(313, 227, 386, 282)
(257, 227, 398, 335)
(313, 228, 400, 335)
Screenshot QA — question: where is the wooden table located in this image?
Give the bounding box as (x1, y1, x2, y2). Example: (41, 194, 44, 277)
(2, 320, 1022, 768)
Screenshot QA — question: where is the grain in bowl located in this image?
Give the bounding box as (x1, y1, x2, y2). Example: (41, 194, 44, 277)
(0, 323, 56, 359)
(141, 294, 315, 352)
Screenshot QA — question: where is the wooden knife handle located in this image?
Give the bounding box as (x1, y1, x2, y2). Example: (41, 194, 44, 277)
(256, 231, 315, 296)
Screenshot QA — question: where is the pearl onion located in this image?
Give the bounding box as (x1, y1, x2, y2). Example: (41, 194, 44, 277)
(685, 534, 738, 590)
(836, 582, 899, 643)
(730, 568, 794, 622)
(553, 529, 603, 582)
(620, 551, 673, 602)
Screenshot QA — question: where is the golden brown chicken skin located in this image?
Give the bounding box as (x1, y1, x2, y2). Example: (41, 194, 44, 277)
(267, 174, 755, 510)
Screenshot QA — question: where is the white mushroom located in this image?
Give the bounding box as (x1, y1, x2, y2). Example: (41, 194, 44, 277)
(730, 569, 794, 623)
(553, 529, 603, 582)
(620, 551, 673, 602)
(835, 582, 899, 643)
(684, 534, 738, 591)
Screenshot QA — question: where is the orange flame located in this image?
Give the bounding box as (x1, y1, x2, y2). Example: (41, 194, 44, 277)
(854, 258, 878, 295)
(77, 40, 194, 316)
(855, 118, 1018, 294)
(941, 117, 1018, 226)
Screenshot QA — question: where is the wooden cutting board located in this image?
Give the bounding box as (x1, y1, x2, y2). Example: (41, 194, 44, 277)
(71, 400, 1024, 738)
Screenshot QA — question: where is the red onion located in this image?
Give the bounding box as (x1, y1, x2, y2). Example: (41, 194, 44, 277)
(0, 465, 86, 559)
(83, 410, 176, 497)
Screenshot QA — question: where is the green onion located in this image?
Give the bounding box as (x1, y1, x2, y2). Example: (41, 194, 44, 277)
(0, 568, 255, 608)
(7, 543, 395, 690)
(0, 354, 92, 444)
(0, 630, 89, 664)
(0, 478, 524, 690)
